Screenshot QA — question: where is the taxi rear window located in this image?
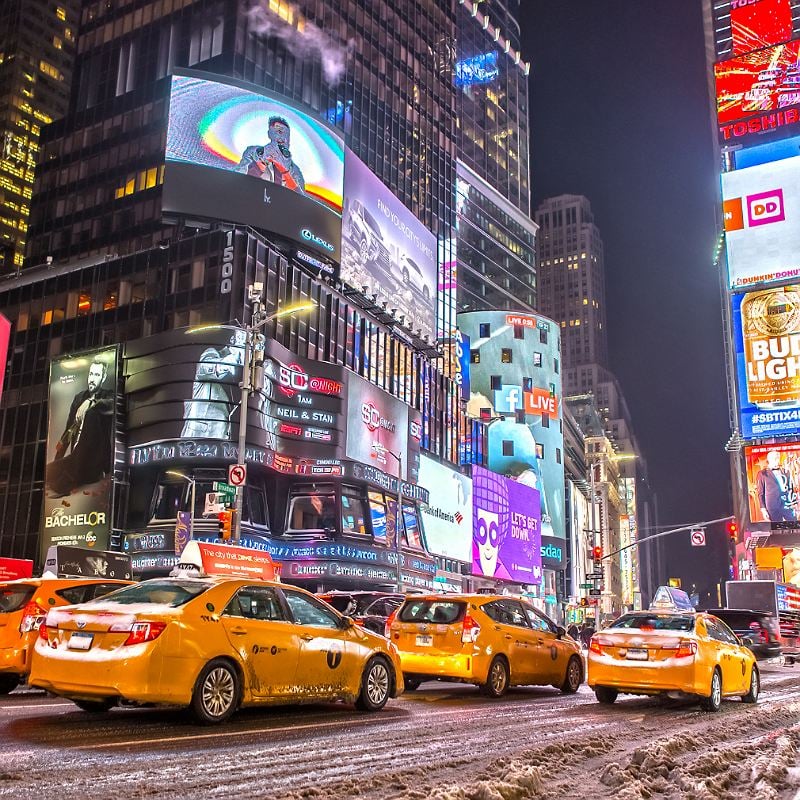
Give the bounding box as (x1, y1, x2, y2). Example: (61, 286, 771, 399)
(612, 614, 695, 632)
(0, 584, 35, 613)
(399, 600, 465, 625)
(84, 580, 209, 608)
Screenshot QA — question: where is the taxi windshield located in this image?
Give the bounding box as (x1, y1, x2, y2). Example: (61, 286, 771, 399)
(611, 614, 695, 632)
(84, 580, 210, 608)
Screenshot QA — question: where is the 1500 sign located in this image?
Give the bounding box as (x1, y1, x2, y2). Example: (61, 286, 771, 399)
(220, 230, 234, 295)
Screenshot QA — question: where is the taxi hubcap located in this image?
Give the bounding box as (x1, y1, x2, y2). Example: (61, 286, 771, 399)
(367, 663, 389, 704)
(751, 671, 759, 696)
(712, 673, 721, 706)
(568, 661, 581, 688)
(491, 662, 507, 693)
(203, 668, 235, 717)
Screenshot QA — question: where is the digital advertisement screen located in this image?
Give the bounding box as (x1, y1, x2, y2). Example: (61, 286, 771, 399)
(730, 0, 794, 56)
(454, 51, 500, 87)
(472, 466, 542, 584)
(744, 442, 800, 525)
(715, 41, 800, 142)
(732, 286, 800, 438)
(164, 71, 345, 261)
(418, 455, 472, 562)
(341, 150, 437, 342)
(722, 154, 800, 289)
(42, 347, 118, 559)
(344, 372, 419, 483)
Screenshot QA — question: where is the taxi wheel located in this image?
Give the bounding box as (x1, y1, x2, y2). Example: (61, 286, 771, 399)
(0, 675, 19, 695)
(742, 667, 759, 704)
(560, 656, 583, 694)
(355, 656, 392, 712)
(594, 686, 618, 705)
(191, 659, 240, 724)
(701, 668, 722, 712)
(482, 656, 510, 698)
(74, 698, 116, 713)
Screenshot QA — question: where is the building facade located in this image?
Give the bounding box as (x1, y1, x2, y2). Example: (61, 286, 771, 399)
(0, 0, 80, 271)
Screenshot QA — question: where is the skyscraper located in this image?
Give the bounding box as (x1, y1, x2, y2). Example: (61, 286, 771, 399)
(0, 0, 80, 271)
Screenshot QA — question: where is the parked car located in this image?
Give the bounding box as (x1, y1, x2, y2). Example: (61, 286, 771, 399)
(706, 608, 782, 660)
(386, 594, 583, 696)
(318, 591, 404, 636)
(0, 577, 133, 694)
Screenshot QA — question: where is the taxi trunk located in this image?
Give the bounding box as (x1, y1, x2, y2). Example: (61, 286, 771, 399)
(34, 606, 177, 703)
(389, 598, 485, 682)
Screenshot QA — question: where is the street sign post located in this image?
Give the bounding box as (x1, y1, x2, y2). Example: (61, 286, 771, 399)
(586, 572, 603, 579)
(213, 481, 237, 498)
(229, 464, 247, 487)
(580, 583, 593, 589)
(690, 528, 706, 547)
(589, 589, 602, 596)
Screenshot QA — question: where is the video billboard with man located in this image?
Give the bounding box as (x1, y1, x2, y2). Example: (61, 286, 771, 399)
(41, 347, 118, 558)
(164, 71, 345, 260)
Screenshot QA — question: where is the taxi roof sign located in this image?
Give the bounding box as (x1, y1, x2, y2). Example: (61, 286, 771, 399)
(649, 585, 695, 612)
(174, 541, 277, 581)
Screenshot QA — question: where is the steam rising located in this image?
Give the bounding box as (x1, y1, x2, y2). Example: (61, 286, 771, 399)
(243, 0, 351, 86)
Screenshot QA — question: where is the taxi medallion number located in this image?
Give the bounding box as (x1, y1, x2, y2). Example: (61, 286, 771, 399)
(415, 634, 433, 647)
(626, 648, 648, 661)
(68, 632, 93, 651)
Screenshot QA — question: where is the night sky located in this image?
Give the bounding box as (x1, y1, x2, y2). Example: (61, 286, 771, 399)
(521, 1, 733, 593)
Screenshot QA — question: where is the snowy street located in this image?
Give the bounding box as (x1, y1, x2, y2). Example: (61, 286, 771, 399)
(0, 663, 798, 799)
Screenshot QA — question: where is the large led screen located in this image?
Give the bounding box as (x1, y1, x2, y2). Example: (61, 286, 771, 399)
(715, 41, 800, 142)
(472, 466, 542, 584)
(730, 0, 794, 56)
(42, 347, 118, 559)
(418, 455, 472, 562)
(164, 71, 344, 261)
(341, 150, 437, 342)
(732, 286, 800, 438)
(722, 154, 800, 289)
(744, 442, 800, 525)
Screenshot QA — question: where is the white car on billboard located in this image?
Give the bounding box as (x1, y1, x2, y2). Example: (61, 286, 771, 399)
(394, 253, 432, 301)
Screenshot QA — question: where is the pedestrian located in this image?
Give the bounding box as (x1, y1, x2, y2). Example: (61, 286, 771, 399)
(567, 622, 579, 641)
(580, 620, 595, 649)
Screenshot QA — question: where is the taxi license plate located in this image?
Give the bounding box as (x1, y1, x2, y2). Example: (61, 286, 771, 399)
(626, 648, 648, 661)
(416, 635, 433, 647)
(68, 632, 93, 651)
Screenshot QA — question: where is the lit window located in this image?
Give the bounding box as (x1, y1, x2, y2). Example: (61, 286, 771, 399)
(56, 6, 66, 21)
(501, 348, 512, 364)
(53, 36, 63, 49)
(39, 61, 63, 81)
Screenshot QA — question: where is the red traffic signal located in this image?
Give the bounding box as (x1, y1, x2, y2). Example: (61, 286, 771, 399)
(727, 520, 738, 542)
(593, 545, 603, 561)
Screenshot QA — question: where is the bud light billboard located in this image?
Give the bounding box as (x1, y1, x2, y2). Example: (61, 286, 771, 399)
(472, 466, 542, 584)
(164, 70, 344, 261)
(41, 347, 118, 560)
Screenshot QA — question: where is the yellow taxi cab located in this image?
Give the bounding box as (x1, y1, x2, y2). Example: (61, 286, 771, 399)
(0, 577, 132, 695)
(385, 594, 583, 696)
(587, 587, 759, 711)
(30, 543, 403, 723)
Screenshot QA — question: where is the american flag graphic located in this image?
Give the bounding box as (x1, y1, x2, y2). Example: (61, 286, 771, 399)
(455, 511, 463, 524)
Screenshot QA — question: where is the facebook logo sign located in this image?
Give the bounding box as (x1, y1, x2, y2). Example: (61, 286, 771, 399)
(493, 385, 523, 414)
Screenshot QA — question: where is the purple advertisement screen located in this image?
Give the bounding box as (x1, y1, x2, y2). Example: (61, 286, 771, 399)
(472, 466, 542, 583)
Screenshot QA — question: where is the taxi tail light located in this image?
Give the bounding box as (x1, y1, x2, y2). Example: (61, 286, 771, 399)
(110, 621, 167, 646)
(663, 640, 697, 658)
(384, 608, 398, 638)
(38, 622, 51, 642)
(19, 601, 47, 634)
(589, 636, 604, 655)
(461, 615, 481, 644)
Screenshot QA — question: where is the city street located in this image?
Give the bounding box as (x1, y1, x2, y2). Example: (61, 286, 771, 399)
(0, 664, 798, 799)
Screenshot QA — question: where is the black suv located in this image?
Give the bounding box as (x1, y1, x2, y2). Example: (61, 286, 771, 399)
(318, 592, 405, 636)
(707, 608, 782, 660)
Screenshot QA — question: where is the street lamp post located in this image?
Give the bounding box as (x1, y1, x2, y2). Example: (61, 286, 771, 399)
(233, 287, 316, 542)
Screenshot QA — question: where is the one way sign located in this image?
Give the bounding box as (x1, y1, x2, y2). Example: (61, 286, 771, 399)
(690, 528, 706, 547)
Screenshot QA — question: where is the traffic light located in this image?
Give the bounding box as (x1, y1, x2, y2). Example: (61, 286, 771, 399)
(593, 545, 603, 561)
(727, 520, 738, 543)
(218, 510, 232, 541)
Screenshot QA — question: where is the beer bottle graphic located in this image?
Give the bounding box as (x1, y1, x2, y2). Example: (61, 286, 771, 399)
(742, 286, 800, 408)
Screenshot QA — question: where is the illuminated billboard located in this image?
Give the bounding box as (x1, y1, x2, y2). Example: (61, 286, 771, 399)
(744, 442, 800, 525)
(472, 466, 542, 584)
(418, 455, 472, 562)
(164, 71, 344, 261)
(42, 347, 118, 559)
(715, 41, 800, 143)
(722, 154, 800, 289)
(455, 51, 500, 87)
(730, 0, 794, 56)
(341, 150, 437, 342)
(732, 286, 800, 438)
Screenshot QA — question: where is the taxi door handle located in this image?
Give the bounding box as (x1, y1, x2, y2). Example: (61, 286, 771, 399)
(504, 634, 513, 640)
(300, 634, 314, 642)
(537, 638, 544, 645)
(230, 627, 248, 635)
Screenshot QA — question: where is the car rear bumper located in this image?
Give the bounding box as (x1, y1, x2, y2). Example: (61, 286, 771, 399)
(399, 650, 483, 682)
(0, 645, 28, 677)
(750, 643, 782, 660)
(588, 655, 702, 695)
